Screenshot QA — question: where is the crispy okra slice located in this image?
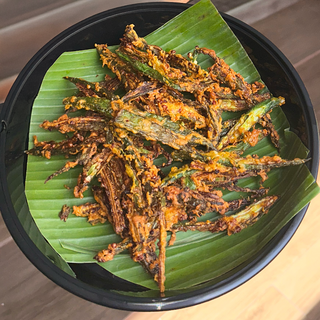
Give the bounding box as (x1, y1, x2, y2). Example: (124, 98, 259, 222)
(44, 142, 99, 183)
(114, 108, 215, 152)
(73, 147, 115, 198)
(40, 113, 108, 133)
(95, 43, 145, 90)
(171, 195, 278, 235)
(117, 25, 213, 93)
(217, 97, 285, 150)
(163, 153, 307, 188)
(64, 76, 118, 100)
(116, 50, 184, 91)
(63, 96, 114, 118)
(63, 82, 162, 117)
(26, 133, 86, 159)
(133, 85, 207, 129)
(259, 113, 280, 151)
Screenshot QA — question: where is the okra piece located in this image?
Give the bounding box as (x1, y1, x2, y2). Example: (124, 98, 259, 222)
(163, 152, 307, 190)
(45, 159, 79, 183)
(119, 23, 149, 50)
(206, 104, 222, 145)
(92, 186, 113, 226)
(63, 82, 163, 117)
(97, 216, 159, 275)
(259, 113, 280, 151)
(26, 133, 85, 159)
(217, 97, 285, 150)
(232, 155, 308, 171)
(219, 99, 250, 112)
(74, 148, 113, 198)
(63, 96, 113, 119)
(223, 131, 266, 153)
(224, 183, 269, 197)
(205, 151, 307, 171)
(72, 202, 108, 225)
(117, 25, 213, 93)
(164, 185, 252, 216)
(121, 81, 162, 102)
(98, 160, 128, 236)
(171, 195, 278, 235)
(64, 76, 117, 100)
(161, 166, 198, 187)
(114, 108, 215, 152)
(125, 163, 145, 209)
(217, 93, 271, 112)
(45, 142, 99, 183)
(59, 204, 71, 222)
(116, 50, 183, 91)
(195, 47, 253, 101)
(221, 119, 238, 136)
(152, 191, 167, 293)
(95, 238, 132, 262)
(171, 148, 307, 172)
(40, 113, 107, 133)
(162, 163, 258, 189)
(193, 47, 271, 105)
(134, 244, 161, 285)
(135, 86, 207, 129)
(95, 43, 145, 90)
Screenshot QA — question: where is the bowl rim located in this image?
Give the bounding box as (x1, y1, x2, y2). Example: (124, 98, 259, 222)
(0, 2, 319, 311)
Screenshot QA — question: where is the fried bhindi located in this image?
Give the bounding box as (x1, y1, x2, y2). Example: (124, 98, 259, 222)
(27, 24, 309, 294)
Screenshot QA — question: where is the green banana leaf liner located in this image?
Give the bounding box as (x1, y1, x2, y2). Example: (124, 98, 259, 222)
(25, 0, 320, 291)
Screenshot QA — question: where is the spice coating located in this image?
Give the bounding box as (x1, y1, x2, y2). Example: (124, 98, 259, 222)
(27, 25, 308, 293)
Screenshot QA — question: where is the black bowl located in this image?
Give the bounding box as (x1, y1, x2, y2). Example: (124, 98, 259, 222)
(0, 2, 318, 311)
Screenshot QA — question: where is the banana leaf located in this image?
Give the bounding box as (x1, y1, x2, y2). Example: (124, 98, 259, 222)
(25, 0, 320, 291)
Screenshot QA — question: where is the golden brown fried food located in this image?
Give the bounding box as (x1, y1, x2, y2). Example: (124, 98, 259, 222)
(27, 24, 308, 293)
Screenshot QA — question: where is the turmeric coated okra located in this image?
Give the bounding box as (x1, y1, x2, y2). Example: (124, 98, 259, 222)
(27, 24, 308, 293)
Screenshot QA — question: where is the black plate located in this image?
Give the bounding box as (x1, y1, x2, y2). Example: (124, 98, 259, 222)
(0, 2, 318, 311)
